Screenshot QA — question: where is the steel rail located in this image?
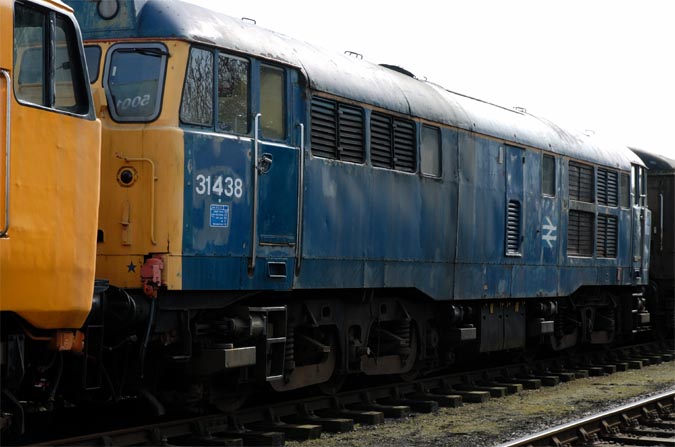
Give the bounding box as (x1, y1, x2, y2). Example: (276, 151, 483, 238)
(500, 390, 675, 447)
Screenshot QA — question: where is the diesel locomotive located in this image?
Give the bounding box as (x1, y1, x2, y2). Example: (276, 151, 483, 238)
(0, 0, 101, 429)
(1, 0, 663, 426)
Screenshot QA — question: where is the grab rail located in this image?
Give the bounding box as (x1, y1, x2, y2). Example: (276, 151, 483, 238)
(1, 69, 11, 238)
(115, 153, 158, 245)
(249, 113, 262, 272)
(659, 193, 664, 252)
(295, 123, 304, 274)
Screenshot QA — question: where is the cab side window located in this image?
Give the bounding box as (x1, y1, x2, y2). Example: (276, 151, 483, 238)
(260, 64, 285, 140)
(542, 154, 555, 196)
(181, 47, 214, 126)
(104, 43, 168, 122)
(217, 54, 249, 134)
(14, 2, 88, 114)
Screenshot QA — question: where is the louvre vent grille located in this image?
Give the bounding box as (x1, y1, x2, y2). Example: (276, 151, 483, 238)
(568, 210, 594, 256)
(370, 112, 416, 172)
(338, 104, 365, 163)
(310, 97, 364, 162)
(569, 162, 594, 203)
(506, 200, 521, 254)
(393, 119, 416, 172)
(370, 112, 393, 168)
(597, 214, 618, 258)
(597, 168, 618, 206)
(310, 97, 337, 159)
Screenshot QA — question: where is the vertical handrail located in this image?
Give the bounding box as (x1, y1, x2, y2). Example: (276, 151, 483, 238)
(659, 193, 664, 252)
(295, 123, 305, 275)
(115, 153, 158, 245)
(249, 113, 262, 272)
(1, 70, 11, 238)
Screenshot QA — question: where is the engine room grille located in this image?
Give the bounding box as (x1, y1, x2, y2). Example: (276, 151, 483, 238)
(370, 112, 392, 168)
(596, 214, 618, 258)
(393, 119, 416, 171)
(506, 200, 521, 255)
(338, 104, 365, 163)
(310, 98, 337, 159)
(569, 161, 594, 203)
(568, 210, 594, 257)
(370, 112, 416, 172)
(310, 97, 364, 163)
(597, 168, 618, 206)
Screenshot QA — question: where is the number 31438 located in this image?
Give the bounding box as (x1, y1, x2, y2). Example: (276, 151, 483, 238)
(195, 174, 243, 198)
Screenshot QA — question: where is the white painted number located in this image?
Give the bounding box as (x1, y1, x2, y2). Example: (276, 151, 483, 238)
(116, 94, 151, 111)
(195, 174, 244, 198)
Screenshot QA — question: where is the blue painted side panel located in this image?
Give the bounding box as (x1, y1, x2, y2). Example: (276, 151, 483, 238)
(180, 67, 303, 291)
(452, 134, 640, 300)
(257, 141, 299, 243)
(183, 132, 251, 259)
(295, 127, 459, 300)
(455, 136, 504, 265)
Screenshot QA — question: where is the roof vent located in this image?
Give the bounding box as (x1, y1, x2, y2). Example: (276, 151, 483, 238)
(241, 17, 257, 25)
(513, 106, 527, 113)
(379, 64, 415, 78)
(344, 51, 363, 60)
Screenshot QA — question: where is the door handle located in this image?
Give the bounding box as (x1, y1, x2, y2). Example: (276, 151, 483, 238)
(257, 153, 273, 174)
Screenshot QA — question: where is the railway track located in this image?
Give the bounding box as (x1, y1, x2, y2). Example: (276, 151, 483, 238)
(13, 340, 674, 446)
(501, 390, 675, 447)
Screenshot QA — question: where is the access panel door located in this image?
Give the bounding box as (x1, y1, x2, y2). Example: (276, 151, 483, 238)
(505, 145, 524, 257)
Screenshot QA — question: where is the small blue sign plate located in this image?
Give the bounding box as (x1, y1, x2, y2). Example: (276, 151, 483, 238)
(210, 204, 229, 228)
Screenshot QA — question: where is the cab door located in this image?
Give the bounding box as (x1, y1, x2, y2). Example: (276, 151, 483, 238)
(631, 165, 650, 284)
(250, 63, 303, 285)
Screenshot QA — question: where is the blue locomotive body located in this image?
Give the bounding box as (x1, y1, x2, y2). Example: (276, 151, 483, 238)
(66, 0, 654, 399)
(77, 0, 648, 297)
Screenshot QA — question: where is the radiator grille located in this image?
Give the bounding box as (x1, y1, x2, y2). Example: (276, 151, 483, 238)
(568, 210, 594, 256)
(506, 200, 521, 254)
(370, 112, 392, 168)
(393, 119, 416, 172)
(370, 112, 416, 172)
(310, 97, 364, 162)
(569, 162, 594, 203)
(597, 214, 618, 258)
(338, 104, 365, 163)
(597, 168, 618, 206)
(310, 97, 337, 159)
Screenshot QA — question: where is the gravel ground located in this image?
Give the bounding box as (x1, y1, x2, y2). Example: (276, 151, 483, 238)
(287, 359, 675, 447)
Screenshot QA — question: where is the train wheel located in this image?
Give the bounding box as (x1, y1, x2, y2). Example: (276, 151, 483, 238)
(317, 371, 346, 395)
(270, 328, 338, 392)
(212, 393, 248, 412)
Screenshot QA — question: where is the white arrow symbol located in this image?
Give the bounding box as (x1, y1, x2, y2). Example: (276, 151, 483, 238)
(542, 217, 557, 249)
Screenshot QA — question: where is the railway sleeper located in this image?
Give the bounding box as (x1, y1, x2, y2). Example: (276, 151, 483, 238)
(479, 381, 523, 394)
(284, 413, 353, 433)
(406, 392, 463, 407)
(350, 392, 411, 419)
(378, 397, 438, 413)
(453, 383, 508, 398)
(316, 408, 384, 425)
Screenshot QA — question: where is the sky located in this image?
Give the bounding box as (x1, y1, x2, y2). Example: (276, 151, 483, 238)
(187, 0, 675, 160)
